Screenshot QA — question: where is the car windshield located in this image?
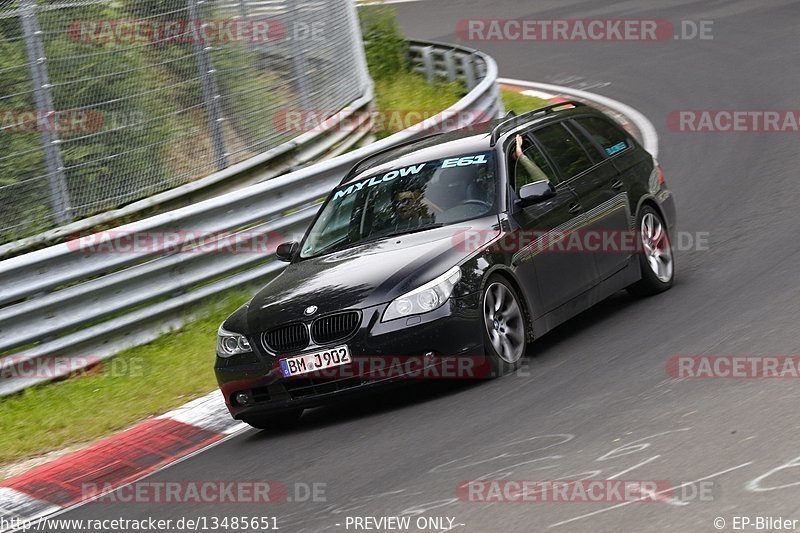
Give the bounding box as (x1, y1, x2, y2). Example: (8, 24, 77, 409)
(300, 151, 497, 258)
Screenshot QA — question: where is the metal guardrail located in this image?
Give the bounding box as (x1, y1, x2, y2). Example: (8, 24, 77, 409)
(409, 43, 487, 90)
(0, 40, 502, 396)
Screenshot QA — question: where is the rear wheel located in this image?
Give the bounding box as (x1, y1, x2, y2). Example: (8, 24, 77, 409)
(627, 206, 674, 296)
(482, 276, 527, 376)
(242, 409, 303, 430)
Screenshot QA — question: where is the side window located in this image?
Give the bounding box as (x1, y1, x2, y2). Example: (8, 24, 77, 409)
(507, 134, 559, 193)
(574, 116, 630, 157)
(564, 122, 603, 163)
(532, 123, 595, 181)
(308, 190, 359, 251)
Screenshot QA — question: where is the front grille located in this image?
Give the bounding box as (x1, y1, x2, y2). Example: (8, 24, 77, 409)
(251, 386, 271, 403)
(311, 311, 360, 345)
(262, 323, 309, 353)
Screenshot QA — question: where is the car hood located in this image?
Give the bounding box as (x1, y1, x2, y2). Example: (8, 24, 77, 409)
(248, 215, 500, 330)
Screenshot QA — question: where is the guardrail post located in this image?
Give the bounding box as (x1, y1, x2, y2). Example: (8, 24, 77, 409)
(443, 49, 457, 83)
(188, 0, 228, 170)
(19, 0, 72, 225)
(421, 46, 435, 84)
(461, 54, 476, 91)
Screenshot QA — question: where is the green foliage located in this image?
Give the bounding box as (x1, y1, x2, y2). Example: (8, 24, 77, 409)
(500, 88, 550, 115)
(38, 3, 174, 217)
(212, 43, 290, 156)
(359, 6, 409, 80)
(0, 18, 49, 239)
(373, 73, 464, 139)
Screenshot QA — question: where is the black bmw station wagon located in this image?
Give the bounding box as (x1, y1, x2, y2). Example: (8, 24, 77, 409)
(215, 102, 676, 428)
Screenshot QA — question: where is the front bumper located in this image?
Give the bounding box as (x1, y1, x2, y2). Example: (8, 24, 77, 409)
(215, 294, 484, 419)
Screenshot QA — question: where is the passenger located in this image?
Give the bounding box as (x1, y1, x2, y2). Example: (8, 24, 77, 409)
(511, 134, 551, 184)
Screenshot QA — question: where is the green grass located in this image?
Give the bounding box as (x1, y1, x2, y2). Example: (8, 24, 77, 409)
(372, 83, 552, 140)
(372, 72, 465, 138)
(500, 88, 551, 115)
(0, 292, 248, 468)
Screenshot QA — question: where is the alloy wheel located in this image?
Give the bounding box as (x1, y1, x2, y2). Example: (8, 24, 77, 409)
(483, 282, 525, 364)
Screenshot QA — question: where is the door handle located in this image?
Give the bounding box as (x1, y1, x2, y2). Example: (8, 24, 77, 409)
(610, 179, 625, 190)
(568, 202, 582, 214)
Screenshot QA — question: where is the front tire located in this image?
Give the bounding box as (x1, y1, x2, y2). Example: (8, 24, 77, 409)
(242, 409, 303, 430)
(627, 206, 674, 296)
(482, 276, 527, 376)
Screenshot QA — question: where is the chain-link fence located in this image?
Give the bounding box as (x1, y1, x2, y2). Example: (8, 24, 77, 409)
(0, 0, 369, 243)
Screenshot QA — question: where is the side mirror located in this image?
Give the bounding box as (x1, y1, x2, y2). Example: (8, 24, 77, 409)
(275, 241, 299, 262)
(517, 180, 556, 206)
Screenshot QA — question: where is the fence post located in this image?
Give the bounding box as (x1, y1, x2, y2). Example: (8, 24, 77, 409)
(188, 0, 228, 170)
(19, 0, 72, 225)
(284, 0, 313, 111)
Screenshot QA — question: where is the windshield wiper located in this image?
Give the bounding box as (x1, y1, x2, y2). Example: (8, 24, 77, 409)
(371, 223, 446, 241)
(304, 223, 446, 259)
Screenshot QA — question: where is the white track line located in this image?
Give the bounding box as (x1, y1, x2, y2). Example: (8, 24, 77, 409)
(548, 462, 752, 528)
(498, 77, 660, 159)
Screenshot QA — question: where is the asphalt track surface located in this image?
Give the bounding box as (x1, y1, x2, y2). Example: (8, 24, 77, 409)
(53, 1, 800, 532)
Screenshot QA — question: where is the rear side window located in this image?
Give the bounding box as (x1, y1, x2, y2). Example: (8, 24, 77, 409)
(532, 123, 594, 180)
(574, 116, 631, 157)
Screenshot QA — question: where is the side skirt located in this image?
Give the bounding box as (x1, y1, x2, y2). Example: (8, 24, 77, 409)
(532, 257, 641, 337)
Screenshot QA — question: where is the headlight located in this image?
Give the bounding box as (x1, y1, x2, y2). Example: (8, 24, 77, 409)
(382, 266, 462, 322)
(216, 325, 253, 358)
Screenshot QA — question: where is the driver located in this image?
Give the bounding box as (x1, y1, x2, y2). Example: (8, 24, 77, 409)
(394, 188, 432, 226)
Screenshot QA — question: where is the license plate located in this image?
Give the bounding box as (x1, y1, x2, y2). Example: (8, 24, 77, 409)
(279, 345, 351, 377)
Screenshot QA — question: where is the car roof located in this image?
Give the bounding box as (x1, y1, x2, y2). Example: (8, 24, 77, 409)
(343, 102, 601, 184)
(345, 125, 493, 183)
